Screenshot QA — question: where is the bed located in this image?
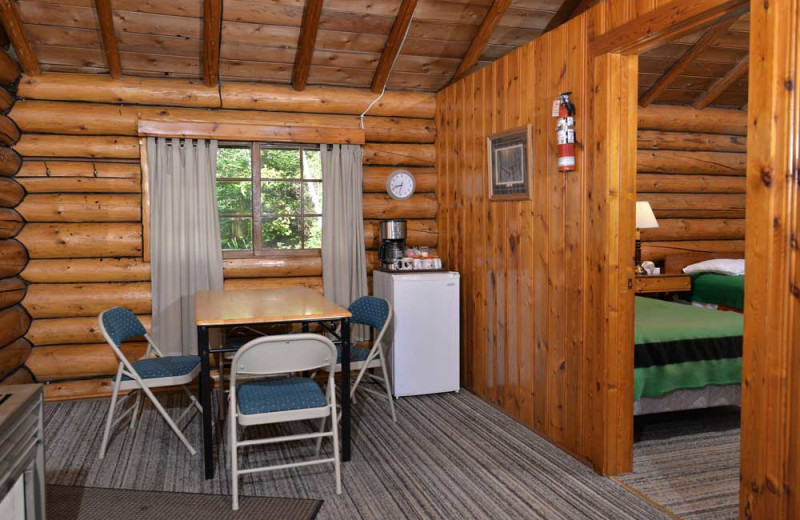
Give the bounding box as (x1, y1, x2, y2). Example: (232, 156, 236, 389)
(634, 296, 743, 415)
(664, 252, 745, 312)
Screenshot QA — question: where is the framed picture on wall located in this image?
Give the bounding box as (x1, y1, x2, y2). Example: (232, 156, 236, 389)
(487, 125, 533, 201)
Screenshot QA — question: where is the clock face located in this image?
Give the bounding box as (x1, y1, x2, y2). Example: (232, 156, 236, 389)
(386, 170, 416, 200)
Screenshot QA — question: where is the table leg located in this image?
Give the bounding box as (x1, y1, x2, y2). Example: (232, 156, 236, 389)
(197, 325, 214, 479)
(340, 318, 351, 461)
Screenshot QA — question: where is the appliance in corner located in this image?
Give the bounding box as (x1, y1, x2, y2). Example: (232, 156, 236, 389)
(373, 270, 460, 397)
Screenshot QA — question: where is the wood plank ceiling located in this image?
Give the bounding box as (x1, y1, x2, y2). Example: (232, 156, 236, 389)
(5, 0, 748, 109)
(638, 13, 749, 109)
(11, 0, 566, 92)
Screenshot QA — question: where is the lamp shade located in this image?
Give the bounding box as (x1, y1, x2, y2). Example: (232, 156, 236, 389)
(636, 201, 659, 229)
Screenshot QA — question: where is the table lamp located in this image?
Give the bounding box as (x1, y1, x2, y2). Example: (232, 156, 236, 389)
(636, 201, 659, 275)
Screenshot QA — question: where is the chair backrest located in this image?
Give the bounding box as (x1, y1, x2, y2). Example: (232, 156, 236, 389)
(230, 333, 336, 382)
(98, 307, 147, 370)
(349, 296, 391, 332)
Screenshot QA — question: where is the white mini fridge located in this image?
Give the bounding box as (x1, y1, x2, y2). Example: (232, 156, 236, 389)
(373, 270, 460, 397)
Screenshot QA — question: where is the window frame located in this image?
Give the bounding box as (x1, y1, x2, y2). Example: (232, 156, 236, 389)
(216, 141, 322, 259)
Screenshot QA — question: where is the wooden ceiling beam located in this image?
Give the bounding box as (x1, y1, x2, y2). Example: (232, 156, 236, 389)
(93, 0, 122, 79)
(543, 0, 598, 33)
(0, 0, 41, 76)
(202, 0, 222, 87)
(693, 54, 749, 109)
(292, 0, 324, 91)
(638, 17, 736, 107)
(370, 0, 418, 94)
(449, 0, 512, 85)
(590, 0, 749, 57)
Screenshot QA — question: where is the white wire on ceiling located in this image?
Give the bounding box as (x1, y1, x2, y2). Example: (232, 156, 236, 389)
(360, 11, 416, 129)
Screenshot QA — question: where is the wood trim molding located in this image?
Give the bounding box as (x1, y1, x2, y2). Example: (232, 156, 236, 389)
(370, 0, 419, 93)
(589, 0, 749, 56)
(740, 0, 800, 517)
(0, 0, 41, 76)
(292, 0, 324, 91)
(638, 17, 737, 107)
(450, 0, 512, 85)
(693, 54, 749, 109)
(202, 0, 222, 87)
(93, 0, 122, 79)
(136, 119, 366, 145)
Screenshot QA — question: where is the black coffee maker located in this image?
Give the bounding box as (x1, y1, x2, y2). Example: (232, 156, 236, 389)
(378, 219, 407, 271)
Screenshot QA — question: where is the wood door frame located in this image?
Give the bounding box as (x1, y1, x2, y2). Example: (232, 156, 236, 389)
(591, 1, 800, 519)
(584, 0, 749, 476)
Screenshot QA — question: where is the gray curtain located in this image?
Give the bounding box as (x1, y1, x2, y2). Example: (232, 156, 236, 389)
(148, 137, 224, 355)
(321, 144, 368, 339)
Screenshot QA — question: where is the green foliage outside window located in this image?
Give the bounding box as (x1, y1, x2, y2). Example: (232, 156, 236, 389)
(216, 145, 322, 252)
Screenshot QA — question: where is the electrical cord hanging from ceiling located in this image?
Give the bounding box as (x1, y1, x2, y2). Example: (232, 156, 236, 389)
(360, 12, 416, 129)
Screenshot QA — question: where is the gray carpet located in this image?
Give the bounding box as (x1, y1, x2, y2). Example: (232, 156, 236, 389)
(44, 387, 674, 520)
(47, 484, 322, 520)
(618, 408, 740, 520)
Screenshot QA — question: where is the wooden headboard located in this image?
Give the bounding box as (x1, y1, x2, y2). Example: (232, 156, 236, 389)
(663, 251, 745, 274)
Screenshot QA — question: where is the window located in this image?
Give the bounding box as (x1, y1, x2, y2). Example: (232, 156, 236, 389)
(216, 143, 322, 256)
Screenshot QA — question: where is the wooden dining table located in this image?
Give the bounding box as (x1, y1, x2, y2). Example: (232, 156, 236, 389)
(194, 287, 352, 480)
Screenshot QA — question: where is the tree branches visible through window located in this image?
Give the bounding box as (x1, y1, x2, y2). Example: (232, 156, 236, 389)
(216, 143, 322, 255)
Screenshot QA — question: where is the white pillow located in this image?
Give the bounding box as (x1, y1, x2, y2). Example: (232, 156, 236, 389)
(683, 258, 745, 276)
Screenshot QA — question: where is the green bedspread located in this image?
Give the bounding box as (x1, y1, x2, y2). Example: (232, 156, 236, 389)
(691, 273, 745, 310)
(634, 297, 743, 401)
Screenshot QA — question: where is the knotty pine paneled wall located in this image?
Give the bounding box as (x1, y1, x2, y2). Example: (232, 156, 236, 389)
(0, 46, 33, 388)
(9, 74, 436, 400)
(437, 14, 592, 462)
(438, 0, 751, 476)
(637, 104, 747, 263)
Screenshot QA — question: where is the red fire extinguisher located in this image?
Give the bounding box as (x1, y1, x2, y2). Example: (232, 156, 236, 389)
(554, 92, 576, 172)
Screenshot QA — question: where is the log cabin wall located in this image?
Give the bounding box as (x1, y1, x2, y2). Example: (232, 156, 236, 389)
(436, 12, 593, 465)
(0, 45, 33, 387)
(8, 74, 436, 401)
(637, 104, 747, 263)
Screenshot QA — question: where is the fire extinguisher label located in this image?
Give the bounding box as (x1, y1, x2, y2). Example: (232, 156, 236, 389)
(558, 156, 575, 168)
(566, 129, 575, 143)
(552, 100, 561, 117)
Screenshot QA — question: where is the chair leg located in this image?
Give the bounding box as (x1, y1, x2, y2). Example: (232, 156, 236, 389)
(98, 371, 122, 460)
(139, 385, 197, 456)
(378, 356, 397, 423)
(330, 404, 342, 495)
(128, 389, 143, 431)
(230, 392, 239, 511)
(217, 354, 226, 422)
(314, 416, 327, 456)
(182, 384, 203, 414)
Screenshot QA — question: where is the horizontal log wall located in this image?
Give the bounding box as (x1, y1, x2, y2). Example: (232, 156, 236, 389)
(637, 105, 747, 262)
(0, 47, 32, 387)
(13, 73, 436, 400)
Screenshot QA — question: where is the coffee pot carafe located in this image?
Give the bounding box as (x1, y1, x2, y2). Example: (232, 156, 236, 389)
(378, 219, 407, 271)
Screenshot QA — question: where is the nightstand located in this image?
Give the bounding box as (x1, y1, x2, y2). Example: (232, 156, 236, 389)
(634, 273, 691, 294)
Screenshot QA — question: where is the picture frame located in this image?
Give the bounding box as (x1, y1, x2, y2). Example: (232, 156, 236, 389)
(486, 124, 533, 201)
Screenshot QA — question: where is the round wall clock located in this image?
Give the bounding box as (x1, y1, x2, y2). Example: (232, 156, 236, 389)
(386, 169, 416, 201)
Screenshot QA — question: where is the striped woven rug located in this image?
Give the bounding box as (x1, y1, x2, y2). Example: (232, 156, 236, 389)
(617, 407, 740, 520)
(43, 388, 674, 520)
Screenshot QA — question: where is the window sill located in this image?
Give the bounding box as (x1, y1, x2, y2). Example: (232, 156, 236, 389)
(223, 249, 321, 260)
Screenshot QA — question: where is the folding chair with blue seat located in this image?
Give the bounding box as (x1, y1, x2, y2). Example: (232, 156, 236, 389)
(97, 307, 203, 459)
(229, 333, 342, 511)
(324, 296, 396, 422)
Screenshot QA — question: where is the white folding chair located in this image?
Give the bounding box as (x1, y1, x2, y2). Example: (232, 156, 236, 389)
(229, 333, 342, 511)
(326, 296, 396, 422)
(97, 307, 202, 459)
